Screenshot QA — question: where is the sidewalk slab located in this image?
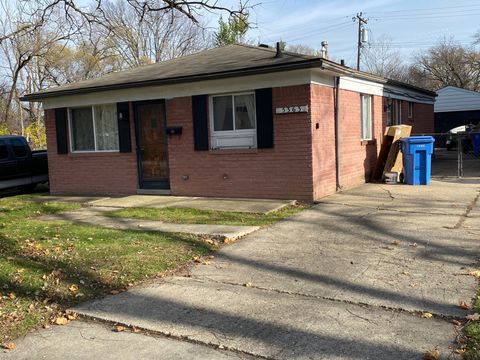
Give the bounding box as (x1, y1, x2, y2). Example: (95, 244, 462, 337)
(32, 195, 107, 204)
(74, 277, 458, 360)
(88, 196, 293, 214)
(191, 201, 479, 317)
(0, 320, 253, 360)
(39, 208, 259, 241)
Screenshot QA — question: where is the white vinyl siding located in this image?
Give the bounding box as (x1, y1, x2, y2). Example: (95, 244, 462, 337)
(210, 92, 257, 149)
(435, 86, 480, 113)
(360, 94, 372, 140)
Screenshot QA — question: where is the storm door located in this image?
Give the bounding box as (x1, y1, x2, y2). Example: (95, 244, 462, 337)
(134, 101, 169, 189)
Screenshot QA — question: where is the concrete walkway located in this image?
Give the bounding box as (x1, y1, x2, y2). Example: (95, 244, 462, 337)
(88, 196, 292, 213)
(35, 194, 293, 214)
(3, 180, 480, 359)
(39, 207, 259, 242)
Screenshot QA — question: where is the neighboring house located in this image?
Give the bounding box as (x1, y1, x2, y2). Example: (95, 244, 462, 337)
(435, 86, 480, 133)
(21, 44, 435, 202)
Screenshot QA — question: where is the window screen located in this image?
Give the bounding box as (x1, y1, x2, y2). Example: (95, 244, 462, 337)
(361, 94, 372, 140)
(71, 107, 95, 151)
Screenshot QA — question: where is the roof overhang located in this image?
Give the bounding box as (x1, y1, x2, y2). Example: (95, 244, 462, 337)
(21, 56, 436, 102)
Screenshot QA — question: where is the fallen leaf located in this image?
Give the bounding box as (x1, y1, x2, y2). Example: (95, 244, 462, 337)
(391, 240, 400, 245)
(451, 319, 462, 326)
(422, 312, 433, 319)
(423, 349, 440, 360)
(1, 342, 16, 350)
(54, 317, 69, 325)
(7, 292, 16, 299)
(459, 301, 470, 310)
(468, 270, 480, 277)
(402, 271, 410, 276)
(454, 348, 466, 355)
(132, 326, 141, 333)
(193, 256, 202, 263)
(114, 325, 126, 332)
(202, 261, 210, 265)
(110, 290, 120, 295)
(66, 313, 77, 321)
(466, 313, 480, 321)
(409, 283, 417, 288)
(244, 282, 252, 288)
(68, 284, 78, 293)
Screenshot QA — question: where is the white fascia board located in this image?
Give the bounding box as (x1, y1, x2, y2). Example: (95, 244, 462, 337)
(339, 77, 384, 96)
(311, 68, 335, 87)
(339, 76, 435, 104)
(41, 69, 318, 109)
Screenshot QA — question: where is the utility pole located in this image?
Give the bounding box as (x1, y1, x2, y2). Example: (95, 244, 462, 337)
(353, 12, 368, 70)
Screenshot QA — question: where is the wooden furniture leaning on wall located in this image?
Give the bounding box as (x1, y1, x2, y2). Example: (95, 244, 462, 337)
(372, 125, 412, 182)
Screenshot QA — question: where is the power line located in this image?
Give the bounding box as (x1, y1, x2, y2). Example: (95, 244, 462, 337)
(259, 20, 353, 43)
(366, 3, 480, 15)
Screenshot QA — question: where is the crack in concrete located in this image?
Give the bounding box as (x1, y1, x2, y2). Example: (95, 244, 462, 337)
(75, 314, 276, 360)
(453, 191, 480, 229)
(317, 200, 462, 217)
(379, 186, 396, 201)
(187, 276, 463, 323)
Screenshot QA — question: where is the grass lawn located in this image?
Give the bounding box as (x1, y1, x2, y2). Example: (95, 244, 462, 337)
(103, 204, 307, 226)
(465, 291, 480, 359)
(0, 195, 213, 345)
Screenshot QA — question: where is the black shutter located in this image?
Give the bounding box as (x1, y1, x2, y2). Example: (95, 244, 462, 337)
(54, 108, 68, 154)
(192, 95, 209, 151)
(117, 102, 132, 153)
(255, 88, 274, 149)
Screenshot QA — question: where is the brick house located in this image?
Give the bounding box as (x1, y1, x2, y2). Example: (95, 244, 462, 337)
(22, 44, 436, 202)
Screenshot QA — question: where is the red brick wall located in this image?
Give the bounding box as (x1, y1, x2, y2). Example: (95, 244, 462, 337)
(44, 83, 434, 201)
(335, 91, 384, 191)
(44, 107, 138, 195)
(381, 98, 434, 134)
(310, 84, 336, 199)
(165, 85, 314, 201)
(402, 102, 435, 134)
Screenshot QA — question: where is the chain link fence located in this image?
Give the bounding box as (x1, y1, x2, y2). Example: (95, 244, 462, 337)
(427, 132, 480, 178)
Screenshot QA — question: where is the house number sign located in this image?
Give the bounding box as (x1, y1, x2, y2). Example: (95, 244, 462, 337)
(275, 105, 308, 114)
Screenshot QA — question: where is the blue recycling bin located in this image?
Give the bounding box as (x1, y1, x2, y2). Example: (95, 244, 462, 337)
(470, 132, 480, 157)
(400, 136, 435, 185)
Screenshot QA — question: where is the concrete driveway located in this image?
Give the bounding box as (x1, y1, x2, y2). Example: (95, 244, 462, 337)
(3, 180, 480, 360)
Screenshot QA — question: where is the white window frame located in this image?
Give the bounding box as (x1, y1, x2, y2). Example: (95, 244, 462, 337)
(68, 104, 119, 153)
(209, 92, 257, 150)
(360, 94, 373, 141)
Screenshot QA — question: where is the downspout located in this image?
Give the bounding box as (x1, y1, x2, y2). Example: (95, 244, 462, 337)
(334, 76, 341, 190)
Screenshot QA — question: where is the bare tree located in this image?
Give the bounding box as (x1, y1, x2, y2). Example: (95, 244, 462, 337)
(100, 0, 210, 68)
(411, 37, 480, 91)
(285, 44, 319, 56)
(0, 0, 248, 145)
(361, 34, 410, 82)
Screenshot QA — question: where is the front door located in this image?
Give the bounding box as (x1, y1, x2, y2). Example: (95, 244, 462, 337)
(134, 101, 169, 189)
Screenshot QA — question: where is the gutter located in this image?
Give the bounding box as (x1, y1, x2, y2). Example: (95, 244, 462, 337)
(334, 76, 341, 190)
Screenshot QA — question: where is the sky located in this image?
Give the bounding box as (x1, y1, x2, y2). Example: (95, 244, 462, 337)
(207, 0, 480, 66)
